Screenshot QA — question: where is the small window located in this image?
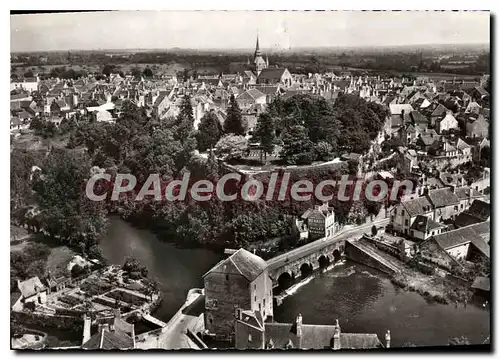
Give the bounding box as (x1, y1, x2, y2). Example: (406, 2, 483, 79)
(254, 284, 256, 290)
(248, 334, 252, 342)
(259, 303, 261, 311)
(226, 275, 229, 281)
(263, 299, 266, 306)
(254, 296, 257, 302)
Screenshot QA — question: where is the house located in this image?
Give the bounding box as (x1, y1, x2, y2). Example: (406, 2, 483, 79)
(466, 115, 489, 138)
(425, 103, 449, 126)
(389, 104, 413, 128)
(236, 89, 266, 110)
(454, 199, 490, 227)
(471, 86, 489, 103)
(11, 77, 39, 93)
(465, 137, 490, 162)
(425, 187, 460, 222)
(471, 277, 490, 297)
(409, 215, 448, 241)
(17, 277, 47, 305)
(82, 311, 135, 350)
(465, 101, 482, 115)
(454, 186, 483, 213)
(436, 111, 458, 134)
(422, 222, 490, 262)
(257, 68, 293, 87)
(235, 315, 385, 350)
(203, 249, 272, 341)
(300, 202, 337, 240)
(391, 196, 433, 236)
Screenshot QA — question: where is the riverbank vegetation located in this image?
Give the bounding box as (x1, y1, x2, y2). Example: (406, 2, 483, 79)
(11, 92, 391, 256)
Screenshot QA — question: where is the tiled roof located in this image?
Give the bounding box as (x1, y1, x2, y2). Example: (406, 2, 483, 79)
(258, 68, 287, 81)
(264, 322, 382, 350)
(251, 85, 279, 95)
(203, 248, 267, 282)
(410, 215, 446, 232)
(430, 103, 449, 117)
(401, 197, 432, 217)
(389, 103, 414, 115)
(432, 222, 489, 257)
(82, 328, 134, 350)
(454, 212, 483, 228)
(454, 187, 482, 200)
(471, 276, 490, 292)
(18, 277, 46, 299)
(409, 110, 428, 124)
(426, 188, 459, 208)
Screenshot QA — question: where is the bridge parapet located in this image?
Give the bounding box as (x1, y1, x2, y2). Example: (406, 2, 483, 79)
(266, 239, 346, 288)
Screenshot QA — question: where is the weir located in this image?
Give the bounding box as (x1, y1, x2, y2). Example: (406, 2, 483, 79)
(344, 239, 403, 274)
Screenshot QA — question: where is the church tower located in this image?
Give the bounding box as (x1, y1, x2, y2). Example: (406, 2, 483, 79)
(253, 34, 267, 76)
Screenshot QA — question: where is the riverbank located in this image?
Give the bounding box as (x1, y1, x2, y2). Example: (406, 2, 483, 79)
(390, 270, 472, 305)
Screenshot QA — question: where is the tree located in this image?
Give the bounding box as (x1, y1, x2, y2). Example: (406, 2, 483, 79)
(252, 113, 275, 161)
(175, 95, 195, 142)
(280, 125, 315, 165)
(314, 141, 333, 161)
(102, 64, 117, 77)
(131, 67, 142, 80)
(214, 134, 248, 161)
(142, 67, 153, 78)
(223, 95, 245, 135)
(197, 112, 223, 152)
(122, 257, 141, 273)
(71, 264, 85, 278)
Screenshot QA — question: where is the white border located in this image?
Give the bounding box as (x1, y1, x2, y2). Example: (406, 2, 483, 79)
(3, 2, 496, 360)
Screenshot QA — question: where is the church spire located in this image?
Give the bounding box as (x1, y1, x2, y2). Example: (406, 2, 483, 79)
(255, 33, 261, 57)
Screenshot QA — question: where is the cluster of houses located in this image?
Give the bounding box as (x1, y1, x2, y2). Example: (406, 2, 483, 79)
(11, 34, 490, 157)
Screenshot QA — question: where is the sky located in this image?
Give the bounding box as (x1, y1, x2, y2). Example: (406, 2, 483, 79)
(10, 11, 490, 52)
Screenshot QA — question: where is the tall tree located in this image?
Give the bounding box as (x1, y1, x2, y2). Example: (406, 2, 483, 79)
(252, 113, 275, 161)
(197, 112, 223, 152)
(223, 95, 245, 136)
(176, 95, 195, 143)
(280, 125, 315, 165)
(214, 134, 248, 161)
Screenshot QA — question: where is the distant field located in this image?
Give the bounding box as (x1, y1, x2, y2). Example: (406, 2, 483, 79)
(11, 62, 190, 77)
(440, 64, 471, 69)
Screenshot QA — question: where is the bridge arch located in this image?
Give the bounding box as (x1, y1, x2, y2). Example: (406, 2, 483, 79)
(300, 263, 313, 278)
(332, 249, 341, 262)
(277, 272, 293, 290)
(318, 255, 330, 269)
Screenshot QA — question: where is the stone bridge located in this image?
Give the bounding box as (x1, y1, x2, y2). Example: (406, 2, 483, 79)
(266, 237, 346, 289)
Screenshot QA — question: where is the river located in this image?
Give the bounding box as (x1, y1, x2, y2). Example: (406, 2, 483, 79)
(101, 217, 490, 347)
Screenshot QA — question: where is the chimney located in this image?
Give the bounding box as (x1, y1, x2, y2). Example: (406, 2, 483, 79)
(82, 314, 92, 345)
(333, 319, 341, 350)
(295, 314, 303, 337)
(113, 308, 121, 322)
(235, 307, 242, 320)
(385, 330, 391, 348)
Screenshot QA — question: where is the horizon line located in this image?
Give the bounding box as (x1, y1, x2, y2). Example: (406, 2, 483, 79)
(11, 42, 490, 54)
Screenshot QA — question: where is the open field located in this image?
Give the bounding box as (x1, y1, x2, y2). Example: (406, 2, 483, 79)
(11, 62, 191, 77)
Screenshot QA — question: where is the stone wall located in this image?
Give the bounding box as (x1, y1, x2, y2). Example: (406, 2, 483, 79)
(344, 241, 398, 275)
(204, 272, 251, 341)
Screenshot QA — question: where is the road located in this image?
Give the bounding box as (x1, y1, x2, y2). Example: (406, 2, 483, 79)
(266, 218, 390, 271)
(135, 289, 204, 350)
